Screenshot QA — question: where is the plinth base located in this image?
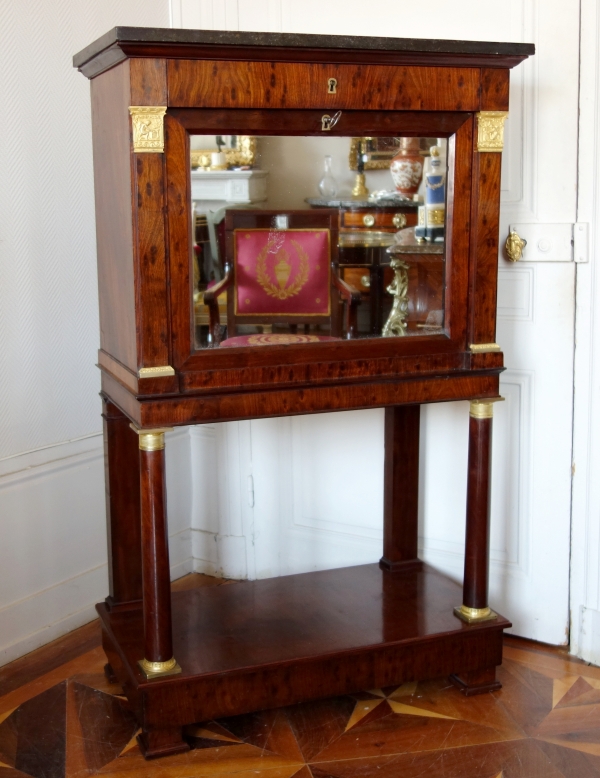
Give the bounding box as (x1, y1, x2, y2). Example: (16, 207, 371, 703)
(449, 667, 503, 695)
(98, 563, 511, 759)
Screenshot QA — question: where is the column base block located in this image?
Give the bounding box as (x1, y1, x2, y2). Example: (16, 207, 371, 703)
(103, 663, 118, 684)
(137, 728, 191, 759)
(454, 605, 498, 624)
(379, 557, 423, 573)
(138, 658, 183, 680)
(449, 667, 502, 696)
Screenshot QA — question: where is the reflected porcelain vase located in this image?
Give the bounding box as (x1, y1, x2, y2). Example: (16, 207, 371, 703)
(390, 137, 424, 197)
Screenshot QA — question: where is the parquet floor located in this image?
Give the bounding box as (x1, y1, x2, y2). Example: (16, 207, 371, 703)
(1, 574, 599, 777)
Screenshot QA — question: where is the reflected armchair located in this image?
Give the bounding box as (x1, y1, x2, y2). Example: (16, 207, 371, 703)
(204, 209, 361, 347)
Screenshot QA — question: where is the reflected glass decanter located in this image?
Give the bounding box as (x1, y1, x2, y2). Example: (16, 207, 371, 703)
(318, 155, 338, 198)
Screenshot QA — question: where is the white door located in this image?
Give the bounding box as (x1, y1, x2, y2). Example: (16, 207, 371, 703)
(177, 0, 580, 644)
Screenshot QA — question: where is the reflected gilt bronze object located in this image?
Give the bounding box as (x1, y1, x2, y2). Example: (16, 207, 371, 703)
(382, 258, 409, 337)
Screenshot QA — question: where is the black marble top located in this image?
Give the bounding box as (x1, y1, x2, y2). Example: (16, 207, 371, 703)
(388, 242, 445, 255)
(73, 26, 535, 70)
(306, 197, 419, 209)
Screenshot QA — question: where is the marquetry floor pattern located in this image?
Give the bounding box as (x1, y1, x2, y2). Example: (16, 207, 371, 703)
(1, 575, 599, 777)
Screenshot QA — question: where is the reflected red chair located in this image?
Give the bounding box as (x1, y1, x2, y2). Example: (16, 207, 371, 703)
(204, 209, 361, 347)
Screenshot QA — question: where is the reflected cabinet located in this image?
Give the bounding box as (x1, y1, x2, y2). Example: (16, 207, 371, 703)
(74, 28, 533, 759)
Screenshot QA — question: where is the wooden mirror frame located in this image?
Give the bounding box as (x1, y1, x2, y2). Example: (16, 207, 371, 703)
(168, 111, 469, 376)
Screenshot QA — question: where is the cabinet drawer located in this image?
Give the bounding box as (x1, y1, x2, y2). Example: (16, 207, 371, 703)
(341, 210, 417, 230)
(343, 267, 372, 292)
(168, 60, 480, 111)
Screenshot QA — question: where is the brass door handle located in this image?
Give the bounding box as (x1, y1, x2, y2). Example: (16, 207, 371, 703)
(505, 229, 527, 262)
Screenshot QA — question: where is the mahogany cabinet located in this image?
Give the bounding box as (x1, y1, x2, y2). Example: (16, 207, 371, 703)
(74, 28, 533, 759)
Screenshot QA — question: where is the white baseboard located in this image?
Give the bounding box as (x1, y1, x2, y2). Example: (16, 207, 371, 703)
(0, 564, 107, 667)
(0, 435, 107, 668)
(192, 558, 220, 577)
(169, 527, 194, 580)
(191, 528, 219, 575)
(191, 528, 248, 579)
(216, 534, 248, 579)
(0, 546, 195, 670)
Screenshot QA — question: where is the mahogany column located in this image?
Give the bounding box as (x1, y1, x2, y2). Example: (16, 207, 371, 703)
(380, 405, 422, 573)
(133, 426, 181, 680)
(449, 398, 503, 695)
(102, 399, 142, 609)
(454, 398, 503, 624)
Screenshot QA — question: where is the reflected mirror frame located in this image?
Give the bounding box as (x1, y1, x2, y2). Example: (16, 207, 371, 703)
(349, 137, 438, 170)
(190, 136, 257, 169)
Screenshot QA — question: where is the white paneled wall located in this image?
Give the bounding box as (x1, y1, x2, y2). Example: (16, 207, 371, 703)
(0, 0, 169, 459)
(171, 0, 527, 39)
(0, 423, 198, 668)
(190, 423, 253, 581)
(0, 0, 172, 667)
(0, 437, 105, 665)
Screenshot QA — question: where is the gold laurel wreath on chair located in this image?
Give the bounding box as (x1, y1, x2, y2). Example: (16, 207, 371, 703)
(256, 239, 310, 300)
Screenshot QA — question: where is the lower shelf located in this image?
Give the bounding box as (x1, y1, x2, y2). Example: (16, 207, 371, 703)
(99, 563, 511, 757)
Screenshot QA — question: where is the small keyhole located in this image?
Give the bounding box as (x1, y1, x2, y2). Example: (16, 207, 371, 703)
(327, 78, 337, 94)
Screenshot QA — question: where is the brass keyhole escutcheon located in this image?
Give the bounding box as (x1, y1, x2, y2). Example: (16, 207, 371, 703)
(321, 110, 342, 131)
(327, 77, 337, 94)
(392, 213, 407, 229)
(505, 229, 527, 262)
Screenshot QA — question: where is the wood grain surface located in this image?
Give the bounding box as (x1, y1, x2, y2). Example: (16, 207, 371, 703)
(167, 60, 481, 111)
(98, 563, 509, 745)
(139, 446, 173, 664)
(90, 61, 137, 374)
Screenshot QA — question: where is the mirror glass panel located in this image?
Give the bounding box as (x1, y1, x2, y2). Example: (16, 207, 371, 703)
(191, 135, 449, 350)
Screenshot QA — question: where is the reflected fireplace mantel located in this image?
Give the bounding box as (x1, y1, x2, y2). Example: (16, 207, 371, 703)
(191, 168, 268, 213)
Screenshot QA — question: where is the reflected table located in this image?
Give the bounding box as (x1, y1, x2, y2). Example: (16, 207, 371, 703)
(336, 233, 446, 336)
(307, 197, 418, 335)
(338, 230, 396, 334)
(386, 240, 446, 335)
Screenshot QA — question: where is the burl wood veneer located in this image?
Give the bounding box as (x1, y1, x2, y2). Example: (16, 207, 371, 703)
(74, 28, 533, 758)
